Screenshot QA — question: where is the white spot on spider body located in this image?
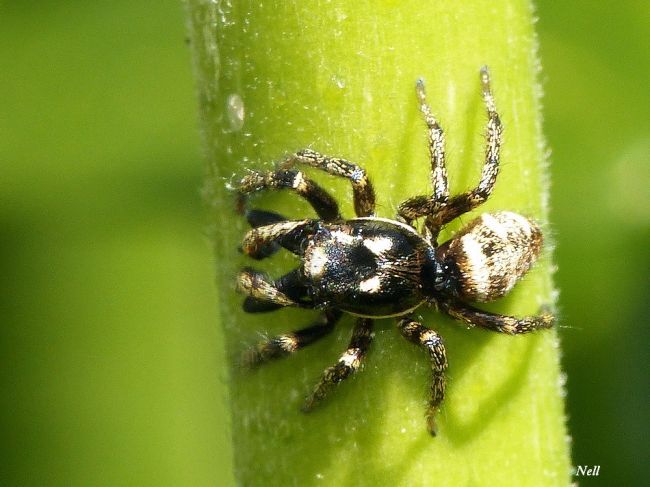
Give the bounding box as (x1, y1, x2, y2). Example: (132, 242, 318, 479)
(359, 275, 382, 293)
(307, 247, 328, 277)
(479, 213, 509, 240)
(363, 236, 393, 255)
(420, 330, 439, 345)
(501, 211, 534, 236)
(459, 234, 491, 298)
(331, 229, 356, 245)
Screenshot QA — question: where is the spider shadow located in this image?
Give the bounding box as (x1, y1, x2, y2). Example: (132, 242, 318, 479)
(231, 273, 541, 486)
(443, 327, 539, 445)
(336, 314, 540, 485)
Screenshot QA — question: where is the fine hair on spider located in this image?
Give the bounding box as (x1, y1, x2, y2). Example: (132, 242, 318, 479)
(234, 66, 554, 436)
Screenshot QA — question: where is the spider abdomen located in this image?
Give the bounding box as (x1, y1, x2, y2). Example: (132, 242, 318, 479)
(302, 217, 434, 318)
(436, 211, 543, 302)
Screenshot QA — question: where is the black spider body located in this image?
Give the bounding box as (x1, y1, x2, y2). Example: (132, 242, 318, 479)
(302, 217, 435, 318)
(235, 67, 554, 436)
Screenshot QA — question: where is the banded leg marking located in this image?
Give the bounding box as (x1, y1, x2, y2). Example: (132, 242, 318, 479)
(241, 220, 314, 259)
(281, 149, 376, 217)
(236, 268, 296, 308)
(428, 66, 503, 228)
(396, 67, 504, 243)
(416, 78, 449, 206)
(242, 209, 290, 259)
(302, 318, 374, 411)
(440, 299, 555, 335)
(242, 268, 310, 313)
(396, 75, 450, 228)
(242, 310, 342, 368)
(397, 317, 448, 436)
(238, 170, 340, 220)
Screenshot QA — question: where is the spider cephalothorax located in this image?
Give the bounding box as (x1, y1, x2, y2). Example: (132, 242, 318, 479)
(234, 67, 553, 436)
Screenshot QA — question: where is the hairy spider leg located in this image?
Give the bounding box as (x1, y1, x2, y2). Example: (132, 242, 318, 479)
(241, 268, 312, 313)
(396, 77, 449, 229)
(416, 78, 450, 206)
(242, 310, 343, 367)
(236, 266, 313, 311)
(397, 316, 448, 436)
(241, 209, 290, 259)
(302, 318, 374, 411)
(246, 208, 287, 228)
(280, 149, 376, 217)
(439, 298, 554, 335)
(240, 219, 316, 260)
(427, 66, 503, 230)
(397, 67, 503, 243)
(238, 220, 316, 311)
(238, 170, 340, 221)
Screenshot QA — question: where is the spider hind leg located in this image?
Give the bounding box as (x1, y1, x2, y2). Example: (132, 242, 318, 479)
(302, 318, 374, 412)
(397, 316, 448, 436)
(440, 298, 554, 335)
(242, 310, 342, 368)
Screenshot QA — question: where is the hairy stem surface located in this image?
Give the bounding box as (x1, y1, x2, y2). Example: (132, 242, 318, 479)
(187, 1, 571, 485)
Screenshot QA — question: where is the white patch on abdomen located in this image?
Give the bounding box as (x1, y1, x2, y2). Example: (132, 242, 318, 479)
(306, 247, 328, 277)
(363, 236, 393, 255)
(359, 275, 382, 293)
(479, 213, 509, 240)
(458, 234, 491, 299)
(330, 229, 356, 245)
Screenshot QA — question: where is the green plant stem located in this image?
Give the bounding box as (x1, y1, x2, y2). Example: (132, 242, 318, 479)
(187, 1, 571, 485)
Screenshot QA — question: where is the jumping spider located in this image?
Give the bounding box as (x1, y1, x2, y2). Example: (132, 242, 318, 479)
(235, 67, 554, 436)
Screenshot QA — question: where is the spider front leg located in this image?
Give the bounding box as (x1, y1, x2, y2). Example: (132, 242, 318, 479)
(242, 310, 342, 367)
(241, 209, 290, 259)
(397, 316, 448, 436)
(239, 267, 313, 313)
(417, 78, 450, 206)
(238, 170, 341, 221)
(397, 77, 449, 229)
(302, 318, 374, 412)
(397, 67, 503, 243)
(240, 219, 316, 259)
(439, 298, 554, 335)
(280, 149, 376, 217)
(237, 268, 300, 313)
(429, 66, 503, 229)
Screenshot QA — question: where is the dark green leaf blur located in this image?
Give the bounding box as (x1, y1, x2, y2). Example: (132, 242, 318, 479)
(538, 2, 649, 485)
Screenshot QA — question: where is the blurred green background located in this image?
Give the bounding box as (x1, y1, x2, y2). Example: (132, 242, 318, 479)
(1, 1, 647, 486)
